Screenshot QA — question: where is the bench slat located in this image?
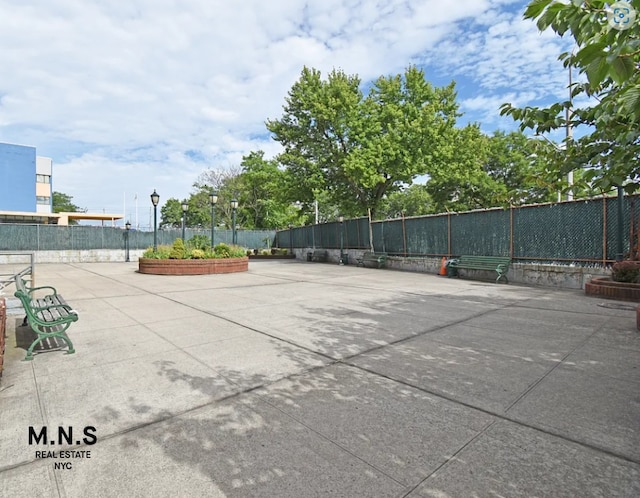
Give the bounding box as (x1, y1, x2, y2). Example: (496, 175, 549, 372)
(14, 285, 78, 360)
(450, 255, 511, 284)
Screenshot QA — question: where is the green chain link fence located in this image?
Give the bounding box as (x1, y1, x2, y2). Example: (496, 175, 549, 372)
(275, 195, 639, 265)
(0, 225, 276, 252)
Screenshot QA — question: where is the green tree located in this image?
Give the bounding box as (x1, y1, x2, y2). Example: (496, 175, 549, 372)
(501, 0, 640, 194)
(159, 198, 183, 228)
(378, 184, 434, 219)
(52, 191, 82, 213)
(267, 66, 459, 218)
(238, 151, 303, 228)
(426, 124, 506, 212)
(485, 131, 557, 205)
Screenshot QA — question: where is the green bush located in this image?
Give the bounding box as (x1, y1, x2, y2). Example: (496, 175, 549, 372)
(142, 246, 172, 259)
(187, 235, 210, 252)
(169, 238, 186, 259)
(142, 241, 246, 260)
(213, 242, 231, 258)
(190, 249, 206, 259)
(611, 260, 640, 283)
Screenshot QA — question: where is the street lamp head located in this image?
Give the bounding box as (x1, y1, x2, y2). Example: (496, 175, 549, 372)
(150, 190, 160, 207)
(209, 191, 218, 205)
(231, 199, 238, 210)
(181, 201, 189, 212)
(125, 221, 131, 231)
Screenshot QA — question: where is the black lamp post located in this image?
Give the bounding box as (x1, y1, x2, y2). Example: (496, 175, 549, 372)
(231, 198, 238, 245)
(150, 190, 160, 252)
(125, 221, 131, 262)
(181, 201, 189, 242)
(209, 191, 218, 249)
(338, 216, 345, 265)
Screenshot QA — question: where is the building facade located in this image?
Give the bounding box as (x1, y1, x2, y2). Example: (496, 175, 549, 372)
(0, 142, 52, 213)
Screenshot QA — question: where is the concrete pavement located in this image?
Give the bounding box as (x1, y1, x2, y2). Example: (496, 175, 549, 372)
(0, 260, 638, 497)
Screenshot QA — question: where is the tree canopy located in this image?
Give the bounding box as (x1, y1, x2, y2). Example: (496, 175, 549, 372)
(501, 0, 640, 193)
(266, 66, 459, 218)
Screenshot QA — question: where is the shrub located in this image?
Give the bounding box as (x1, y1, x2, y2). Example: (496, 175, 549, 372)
(142, 246, 172, 259)
(213, 242, 231, 258)
(247, 250, 252, 256)
(169, 238, 186, 259)
(187, 235, 210, 252)
(190, 249, 206, 259)
(611, 260, 640, 283)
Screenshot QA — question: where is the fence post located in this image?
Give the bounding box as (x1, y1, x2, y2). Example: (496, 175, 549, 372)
(510, 206, 514, 259)
(603, 197, 608, 265)
(401, 212, 407, 256)
(447, 213, 451, 257)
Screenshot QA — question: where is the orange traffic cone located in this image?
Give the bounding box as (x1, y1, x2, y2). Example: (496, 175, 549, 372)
(439, 257, 447, 276)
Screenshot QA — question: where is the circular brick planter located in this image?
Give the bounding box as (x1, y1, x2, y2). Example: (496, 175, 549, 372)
(138, 257, 248, 275)
(584, 277, 640, 302)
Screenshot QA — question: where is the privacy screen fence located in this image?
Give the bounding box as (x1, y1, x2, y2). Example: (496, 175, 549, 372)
(0, 226, 276, 252)
(275, 195, 640, 265)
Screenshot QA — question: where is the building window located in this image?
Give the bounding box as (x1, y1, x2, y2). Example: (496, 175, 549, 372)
(36, 196, 50, 205)
(36, 174, 51, 183)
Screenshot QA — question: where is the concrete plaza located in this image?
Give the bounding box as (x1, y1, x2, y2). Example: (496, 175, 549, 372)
(0, 260, 638, 497)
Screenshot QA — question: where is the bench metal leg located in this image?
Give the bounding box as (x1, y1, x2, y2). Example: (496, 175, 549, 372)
(23, 327, 76, 361)
(496, 272, 508, 284)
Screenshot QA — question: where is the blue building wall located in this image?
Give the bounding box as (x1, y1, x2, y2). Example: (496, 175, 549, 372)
(0, 143, 36, 211)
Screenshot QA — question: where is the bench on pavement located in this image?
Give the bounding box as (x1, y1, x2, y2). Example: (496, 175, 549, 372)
(14, 277, 78, 360)
(356, 251, 388, 269)
(448, 255, 511, 284)
(310, 250, 328, 263)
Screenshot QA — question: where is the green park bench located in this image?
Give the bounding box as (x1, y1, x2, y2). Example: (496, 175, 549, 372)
(356, 251, 388, 269)
(448, 255, 511, 284)
(14, 276, 78, 360)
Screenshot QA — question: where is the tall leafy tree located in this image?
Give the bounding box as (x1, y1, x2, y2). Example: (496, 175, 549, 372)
(267, 66, 459, 218)
(501, 0, 640, 193)
(426, 125, 506, 212)
(52, 191, 82, 213)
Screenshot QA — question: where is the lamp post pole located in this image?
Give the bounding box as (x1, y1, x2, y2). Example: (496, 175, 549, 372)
(209, 191, 218, 249)
(181, 201, 189, 242)
(231, 199, 238, 245)
(125, 221, 131, 262)
(150, 190, 159, 252)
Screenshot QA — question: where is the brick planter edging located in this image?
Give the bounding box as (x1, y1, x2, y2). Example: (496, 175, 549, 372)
(584, 277, 640, 302)
(138, 257, 249, 275)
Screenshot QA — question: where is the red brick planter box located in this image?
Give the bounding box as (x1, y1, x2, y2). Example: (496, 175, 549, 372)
(138, 257, 248, 275)
(584, 277, 640, 302)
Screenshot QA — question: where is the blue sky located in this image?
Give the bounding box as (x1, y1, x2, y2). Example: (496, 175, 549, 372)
(0, 0, 574, 225)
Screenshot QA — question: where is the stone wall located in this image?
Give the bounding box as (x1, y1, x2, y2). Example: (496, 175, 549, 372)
(293, 248, 610, 290)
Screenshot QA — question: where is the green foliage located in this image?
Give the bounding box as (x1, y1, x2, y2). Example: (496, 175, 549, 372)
(142, 242, 245, 260)
(187, 235, 211, 251)
(213, 242, 231, 258)
(189, 249, 206, 259)
(611, 260, 640, 283)
(169, 238, 186, 259)
(501, 0, 640, 194)
(267, 65, 459, 218)
(142, 246, 172, 259)
(52, 191, 82, 213)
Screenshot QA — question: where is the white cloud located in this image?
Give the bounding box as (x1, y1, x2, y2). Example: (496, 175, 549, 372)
(0, 1, 574, 218)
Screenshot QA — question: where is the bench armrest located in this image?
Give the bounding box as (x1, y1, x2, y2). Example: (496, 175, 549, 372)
(27, 285, 59, 295)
